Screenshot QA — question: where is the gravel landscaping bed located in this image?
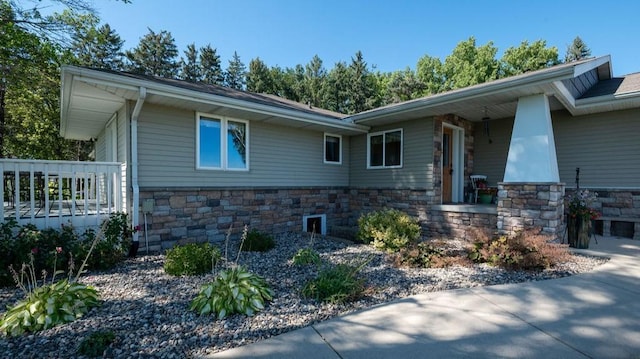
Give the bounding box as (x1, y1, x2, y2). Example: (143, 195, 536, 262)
(0, 233, 608, 358)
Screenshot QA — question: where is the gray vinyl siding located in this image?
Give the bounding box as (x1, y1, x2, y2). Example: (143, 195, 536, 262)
(116, 106, 128, 164)
(349, 118, 434, 189)
(95, 129, 106, 162)
(473, 108, 640, 189)
(473, 117, 513, 186)
(554, 108, 640, 188)
(137, 103, 349, 188)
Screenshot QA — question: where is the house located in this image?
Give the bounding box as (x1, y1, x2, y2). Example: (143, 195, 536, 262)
(56, 55, 640, 249)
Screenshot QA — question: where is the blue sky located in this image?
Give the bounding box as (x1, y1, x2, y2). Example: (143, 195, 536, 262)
(95, 0, 639, 76)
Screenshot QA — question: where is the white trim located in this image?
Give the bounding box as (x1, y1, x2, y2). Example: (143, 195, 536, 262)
(441, 123, 465, 203)
(323, 133, 342, 165)
(303, 214, 326, 235)
(196, 112, 250, 171)
(366, 128, 403, 169)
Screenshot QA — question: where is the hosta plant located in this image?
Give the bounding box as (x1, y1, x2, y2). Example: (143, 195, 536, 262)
(292, 248, 322, 266)
(0, 222, 107, 337)
(190, 266, 273, 319)
(0, 279, 100, 337)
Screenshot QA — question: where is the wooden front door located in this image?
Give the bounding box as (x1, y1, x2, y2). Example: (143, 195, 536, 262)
(442, 127, 453, 202)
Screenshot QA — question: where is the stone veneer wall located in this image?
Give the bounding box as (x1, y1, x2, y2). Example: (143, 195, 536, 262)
(140, 188, 351, 251)
(497, 183, 565, 238)
(565, 188, 640, 239)
(428, 210, 498, 239)
(347, 188, 435, 229)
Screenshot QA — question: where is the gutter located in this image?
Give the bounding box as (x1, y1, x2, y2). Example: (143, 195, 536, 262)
(62, 66, 369, 134)
(345, 64, 580, 124)
(131, 87, 146, 242)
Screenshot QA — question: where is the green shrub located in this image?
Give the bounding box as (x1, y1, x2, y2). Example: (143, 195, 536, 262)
(240, 229, 275, 252)
(301, 264, 365, 304)
(0, 279, 100, 337)
(292, 248, 322, 266)
(164, 242, 221, 276)
(190, 266, 273, 319)
(77, 330, 116, 357)
(393, 241, 444, 268)
(357, 208, 421, 253)
(468, 228, 570, 270)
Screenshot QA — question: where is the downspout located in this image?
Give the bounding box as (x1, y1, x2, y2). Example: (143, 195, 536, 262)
(131, 87, 146, 243)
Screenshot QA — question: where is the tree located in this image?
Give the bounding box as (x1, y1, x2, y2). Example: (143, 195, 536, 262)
(348, 51, 378, 113)
(303, 55, 327, 108)
(324, 61, 350, 113)
(442, 37, 499, 90)
(383, 68, 424, 104)
(70, 20, 124, 70)
(125, 28, 180, 78)
(225, 51, 246, 90)
(246, 57, 276, 94)
(180, 43, 200, 82)
(416, 54, 444, 95)
(199, 44, 224, 86)
(565, 36, 591, 62)
(500, 40, 559, 77)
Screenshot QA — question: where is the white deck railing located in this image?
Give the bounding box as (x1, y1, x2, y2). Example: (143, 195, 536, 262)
(1, 159, 124, 229)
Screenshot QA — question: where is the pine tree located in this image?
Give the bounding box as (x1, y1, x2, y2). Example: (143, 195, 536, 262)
(304, 55, 327, 108)
(180, 43, 200, 82)
(125, 28, 179, 78)
(71, 22, 124, 70)
(324, 61, 350, 113)
(247, 57, 276, 93)
(348, 51, 377, 114)
(225, 51, 246, 90)
(564, 36, 591, 62)
(199, 44, 224, 86)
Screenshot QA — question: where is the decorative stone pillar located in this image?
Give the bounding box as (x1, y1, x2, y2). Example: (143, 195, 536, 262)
(497, 182, 565, 239)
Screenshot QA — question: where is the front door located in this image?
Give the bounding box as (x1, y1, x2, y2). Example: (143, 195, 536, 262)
(442, 127, 453, 202)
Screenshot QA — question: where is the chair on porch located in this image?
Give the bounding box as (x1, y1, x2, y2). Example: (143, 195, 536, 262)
(469, 175, 488, 203)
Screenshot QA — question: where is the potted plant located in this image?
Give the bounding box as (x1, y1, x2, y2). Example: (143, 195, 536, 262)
(566, 189, 599, 248)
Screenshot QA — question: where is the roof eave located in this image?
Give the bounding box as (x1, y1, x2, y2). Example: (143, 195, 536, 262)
(61, 66, 369, 136)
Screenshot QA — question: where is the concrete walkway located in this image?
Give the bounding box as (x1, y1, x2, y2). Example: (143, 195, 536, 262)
(209, 237, 640, 359)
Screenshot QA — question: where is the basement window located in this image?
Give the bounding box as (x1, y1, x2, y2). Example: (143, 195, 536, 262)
(303, 214, 326, 235)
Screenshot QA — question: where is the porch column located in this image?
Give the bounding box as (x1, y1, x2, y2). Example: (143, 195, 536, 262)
(503, 94, 559, 182)
(498, 94, 564, 239)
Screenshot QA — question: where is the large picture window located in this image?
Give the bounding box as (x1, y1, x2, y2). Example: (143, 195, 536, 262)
(367, 129, 402, 168)
(324, 133, 342, 164)
(197, 113, 248, 170)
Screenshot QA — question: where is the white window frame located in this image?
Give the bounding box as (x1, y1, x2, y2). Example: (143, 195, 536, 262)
(196, 112, 250, 171)
(366, 128, 403, 169)
(323, 133, 342, 165)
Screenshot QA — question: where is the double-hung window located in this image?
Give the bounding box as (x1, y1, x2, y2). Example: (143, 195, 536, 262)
(367, 128, 402, 168)
(324, 133, 342, 164)
(197, 113, 249, 170)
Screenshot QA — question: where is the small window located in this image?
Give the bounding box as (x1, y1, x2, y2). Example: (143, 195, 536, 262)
(324, 133, 342, 164)
(367, 129, 402, 168)
(197, 113, 249, 170)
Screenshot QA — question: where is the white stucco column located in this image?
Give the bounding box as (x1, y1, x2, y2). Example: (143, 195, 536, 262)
(503, 94, 559, 183)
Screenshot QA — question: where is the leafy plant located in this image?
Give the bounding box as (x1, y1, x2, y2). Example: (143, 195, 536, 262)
(301, 264, 366, 304)
(240, 229, 275, 252)
(0, 279, 100, 337)
(468, 228, 570, 270)
(292, 248, 322, 266)
(77, 330, 116, 357)
(164, 242, 221, 276)
(190, 266, 273, 319)
(357, 208, 421, 253)
(0, 222, 108, 337)
(393, 241, 444, 268)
